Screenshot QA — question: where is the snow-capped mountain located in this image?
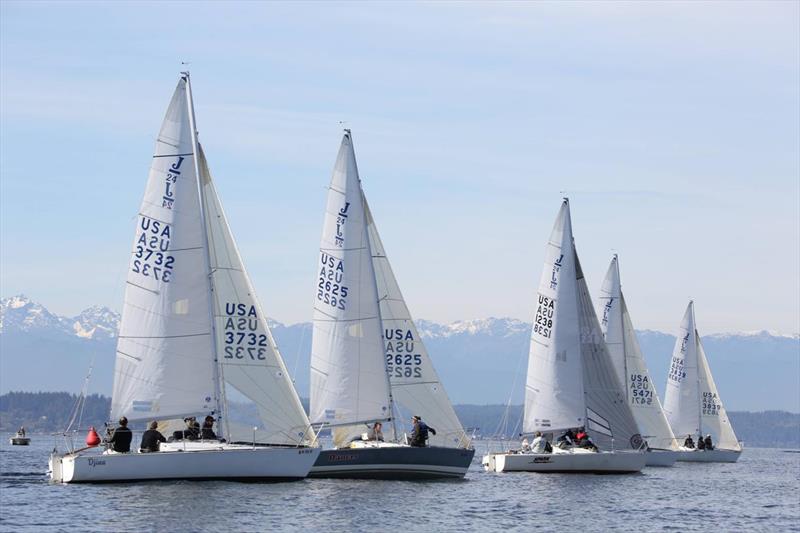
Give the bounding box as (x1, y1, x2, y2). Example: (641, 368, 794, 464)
(1, 296, 797, 412)
(0, 295, 119, 340)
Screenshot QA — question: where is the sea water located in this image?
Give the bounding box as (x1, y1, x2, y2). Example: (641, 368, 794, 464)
(1, 439, 798, 532)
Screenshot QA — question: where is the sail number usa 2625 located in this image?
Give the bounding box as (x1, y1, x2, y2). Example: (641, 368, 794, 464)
(317, 252, 349, 311)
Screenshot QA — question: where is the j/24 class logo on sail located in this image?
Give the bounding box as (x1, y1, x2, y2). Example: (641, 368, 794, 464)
(222, 303, 268, 360)
(132, 216, 175, 283)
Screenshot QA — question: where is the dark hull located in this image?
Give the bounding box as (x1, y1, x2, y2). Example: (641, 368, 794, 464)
(310, 446, 475, 479)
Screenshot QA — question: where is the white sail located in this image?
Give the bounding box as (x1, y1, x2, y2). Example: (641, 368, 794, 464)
(598, 256, 678, 451)
(310, 132, 391, 447)
(199, 146, 312, 446)
(575, 253, 642, 451)
(697, 339, 741, 451)
(365, 200, 469, 449)
(523, 200, 585, 434)
(111, 76, 216, 423)
(663, 302, 701, 439)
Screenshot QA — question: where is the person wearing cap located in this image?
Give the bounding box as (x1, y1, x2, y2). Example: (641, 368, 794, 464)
(409, 415, 436, 447)
(201, 416, 217, 440)
(697, 433, 706, 450)
(683, 434, 695, 449)
(140, 421, 167, 452)
(106, 416, 133, 453)
(704, 434, 714, 450)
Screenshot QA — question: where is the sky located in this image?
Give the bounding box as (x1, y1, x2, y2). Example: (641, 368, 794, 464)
(1, 1, 798, 334)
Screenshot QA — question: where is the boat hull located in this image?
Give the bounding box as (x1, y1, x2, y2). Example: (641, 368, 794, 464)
(675, 448, 742, 463)
(49, 445, 320, 483)
(310, 445, 475, 479)
(645, 449, 678, 467)
(482, 449, 646, 473)
(9, 437, 31, 446)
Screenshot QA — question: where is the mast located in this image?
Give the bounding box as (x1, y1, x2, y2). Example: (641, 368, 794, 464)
(183, 71, 226, 432)
(692, 301, 702, 438)
(616, 255, 629, 401)
(350, 129, 398, 441)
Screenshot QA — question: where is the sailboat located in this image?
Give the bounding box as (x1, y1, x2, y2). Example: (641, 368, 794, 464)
(48, 73, 320, 483)
(482, 199, 647, 473)
(308, 131, 475, 479)
(663, 301, 742, 463)
(597, 255, 679, 467)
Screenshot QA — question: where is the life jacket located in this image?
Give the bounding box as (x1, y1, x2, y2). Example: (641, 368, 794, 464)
(575, 431, 587, 441)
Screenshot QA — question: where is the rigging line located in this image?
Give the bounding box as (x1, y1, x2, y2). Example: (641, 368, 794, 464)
(125, 281, 159, 295)
(312, 314, 379, 323)
(118, 332, 211, 339)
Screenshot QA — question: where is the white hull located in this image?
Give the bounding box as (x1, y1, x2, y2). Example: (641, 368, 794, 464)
(645, 449, 678, 467)
(482, 448, 646, 473)
(49, 443, 320, 483)
(675, 447, 742, 463)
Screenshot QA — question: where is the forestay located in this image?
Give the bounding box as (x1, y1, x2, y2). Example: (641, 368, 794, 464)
(524, 200, 585, 435)
(697, 340, 740, 451)
(663, 302, 701, 439)
(310, 132, 391, 448)
(598, 256, 678, 451)
(111, 76, 216, 423)
(365, 200, 470, 449)
(199, 146, 312, 446)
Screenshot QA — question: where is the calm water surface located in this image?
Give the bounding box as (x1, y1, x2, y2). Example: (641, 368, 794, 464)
(1, 438, 798, 532)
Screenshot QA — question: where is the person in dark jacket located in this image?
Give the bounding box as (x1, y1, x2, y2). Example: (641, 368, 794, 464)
(704, 435, 714, 450)
(557, 428, 577, 449)
(140, 421, 167, 452)
(201, 416, 217, 440)
(172, 417, 200, 441)
(697, 434, 706, 450)
(574, 427, 598, 452)
(409, 416, 436, 447)
(683, 434, 695, 449)
(106, 417, 133, 453)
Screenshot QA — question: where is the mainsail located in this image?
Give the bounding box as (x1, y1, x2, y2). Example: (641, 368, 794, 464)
(523, 199, 584, 434)
(310, 132, 392, 447)
(664, 302, 740, 450)
(663, 302, 701, 439)
(199, 146, 312, 446)
(111, 76, 216, 423)
(365, 200, 469, 449)
(524, 200, 641, 451)
(598, 256, 678, 450)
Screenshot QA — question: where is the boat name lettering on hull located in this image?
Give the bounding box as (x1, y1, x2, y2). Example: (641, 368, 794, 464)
(87, 458, 106, 467)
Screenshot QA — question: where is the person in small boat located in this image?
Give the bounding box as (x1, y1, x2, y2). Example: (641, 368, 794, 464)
(409, 415, 436, 447)
(106, 417, 133, 453)
(140, 421, 167, 453)
(697, 434, 706, 450)
(683, 434, 695, 449)
(366, 422, 384, 442)
(704, 435, 714, 450)
(556, 428, 577, 448)
(575, 427, 598, 452)
(201, 416, 217, 440)
(17, 426, 25, 438)
(531, 431, 550, 454)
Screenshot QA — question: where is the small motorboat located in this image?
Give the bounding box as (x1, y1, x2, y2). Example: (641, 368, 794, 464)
(10, 430, 31, 445)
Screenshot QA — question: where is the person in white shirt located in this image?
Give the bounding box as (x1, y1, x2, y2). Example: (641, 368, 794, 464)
(531, 431, 548, 453)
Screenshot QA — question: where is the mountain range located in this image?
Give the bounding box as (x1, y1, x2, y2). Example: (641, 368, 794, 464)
(1, 295, 798, 412)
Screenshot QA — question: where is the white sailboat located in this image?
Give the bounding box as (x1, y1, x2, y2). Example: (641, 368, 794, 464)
(308, 131, 474, 479)
(598, 255, 679, 467)
(483, 199, 646, 474)
(663, 301, 742, 463)
(49, 73, 319, 483)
